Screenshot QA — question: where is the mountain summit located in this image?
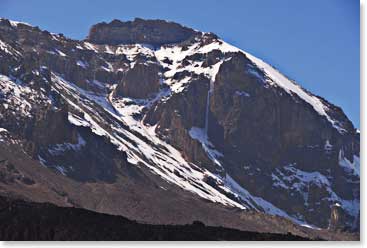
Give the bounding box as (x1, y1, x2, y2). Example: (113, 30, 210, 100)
(86, 18, 199, 46)
(0, 18, 359, 240)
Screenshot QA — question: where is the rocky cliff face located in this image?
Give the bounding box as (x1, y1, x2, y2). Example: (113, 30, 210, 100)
(115, 62, 161, 99)
(0, 18, 360, 239)
(208, 53, 359, 228)
(86, 18, 198, 46)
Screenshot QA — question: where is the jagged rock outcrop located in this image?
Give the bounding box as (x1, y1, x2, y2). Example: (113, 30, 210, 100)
(144, 74, 214, 169)
(329, 203, 347, 231)
(210, 52, 357, 168)
(87, 18, 198, 46)
(115, 62, 161, 99)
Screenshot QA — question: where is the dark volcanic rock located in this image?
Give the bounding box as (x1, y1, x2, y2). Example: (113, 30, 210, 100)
(87, 18, 198, 46)
(0, 196, 311, 241)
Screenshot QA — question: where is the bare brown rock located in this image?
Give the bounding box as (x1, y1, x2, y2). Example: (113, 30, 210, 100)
(115, 62, 160, 99)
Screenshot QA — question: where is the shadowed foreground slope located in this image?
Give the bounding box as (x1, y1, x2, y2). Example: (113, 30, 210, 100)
(0, 196, 312, 241)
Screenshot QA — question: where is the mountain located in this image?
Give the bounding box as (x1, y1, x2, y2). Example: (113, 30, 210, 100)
(0, 18, 359, 240)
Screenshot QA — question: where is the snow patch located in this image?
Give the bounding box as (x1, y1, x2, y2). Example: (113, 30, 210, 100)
(83, 42, 99, 52)
(324, 140, 333, 153)
(189, 127, 223, 167)
(8, 20, 31, 27)
(37, 155, 47, 167)
(235, 90, 250, 97)
(0, 74, 36, 117)
(55, 49, 66, 57)
(222, 174, 319, 228)
(68, 113, 90, 127)
(76, 60, 88, 68)
(0, 40, 20, 56)
(55, 165, 67, 176)
(339, 150, 360, 177)
(48, 134, 86, 156)
(272, 164, 359, 220)
(0, 128, 8, 133)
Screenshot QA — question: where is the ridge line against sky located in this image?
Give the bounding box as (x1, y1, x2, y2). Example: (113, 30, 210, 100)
(0, 0, 360, 127)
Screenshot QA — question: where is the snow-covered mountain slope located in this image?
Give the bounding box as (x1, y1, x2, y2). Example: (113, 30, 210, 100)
(0, 18, 359, 234)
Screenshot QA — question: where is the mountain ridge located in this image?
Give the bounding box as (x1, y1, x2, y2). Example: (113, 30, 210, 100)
(86, 18, 201, 46)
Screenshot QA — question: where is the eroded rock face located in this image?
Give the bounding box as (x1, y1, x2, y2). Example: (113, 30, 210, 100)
(115, 62, 161, 99)
(144, 75, 215, 170)
(87, 18, 198, 46)
(210, 52, 357, 170)
(204, 52, 359, 228)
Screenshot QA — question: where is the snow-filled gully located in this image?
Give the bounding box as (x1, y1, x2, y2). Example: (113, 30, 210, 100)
(50, 73, 250, 210)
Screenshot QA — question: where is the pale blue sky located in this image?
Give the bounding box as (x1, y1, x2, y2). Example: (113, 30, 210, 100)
(0, 0, 360, 127)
